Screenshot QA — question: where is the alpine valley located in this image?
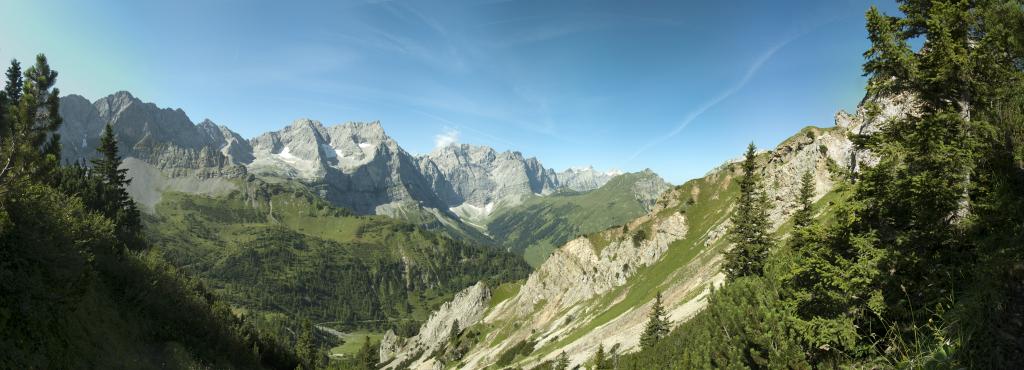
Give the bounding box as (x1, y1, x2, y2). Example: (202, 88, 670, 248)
(53, 91, 672, 363)
(3, 1, 1023, 369)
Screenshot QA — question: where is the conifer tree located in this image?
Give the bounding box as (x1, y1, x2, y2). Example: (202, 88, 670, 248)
(449, 319, 461, 342)
(639, 291, 669, 350)
(0, 55, 62, 192)
(792, 171, 815, 230)
(351, 336, 378, 370)
(591, 343, 610, 370)
(854, 0, 998, 330)
(784, 1, 1024, 364)
(0, 60, 18, 138)
(294, 319, 316, 369)
(723, 143, 774, 279)
(92, 122, 141, 248)
(554, 351, 570, 370)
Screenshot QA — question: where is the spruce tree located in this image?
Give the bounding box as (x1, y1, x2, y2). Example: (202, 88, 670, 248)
(591, 343, 610, 370)
(294, 319, 316, 369)
(0, 60, 18, 138)
(2, 60, 21, 102)
(554, 351, 570, 370)
(449, 319, 461, 342)
(92, 122, 141, 248)
(783, 1, 1024, 364)
(856, 0, 993, 329)
(639, 291, 669, 350)
(723, 143, 774, 279)
(352, 336, 378, 370)
(792, 171, 815, 230)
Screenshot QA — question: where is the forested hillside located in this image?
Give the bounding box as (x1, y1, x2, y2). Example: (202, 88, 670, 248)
(0, 56, 300, 369)
(144, 177, 530, 342)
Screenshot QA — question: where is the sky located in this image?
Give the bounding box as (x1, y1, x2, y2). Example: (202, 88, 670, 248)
(0, 0, 901, 184)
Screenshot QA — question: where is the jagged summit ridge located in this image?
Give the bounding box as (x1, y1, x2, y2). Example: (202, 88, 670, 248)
(57, 91, 632, 222)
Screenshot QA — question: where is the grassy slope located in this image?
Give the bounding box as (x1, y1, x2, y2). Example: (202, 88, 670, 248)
(460, 126, 852, 368)
(486, 172, 661, 267)
(143, 177, 530, 339)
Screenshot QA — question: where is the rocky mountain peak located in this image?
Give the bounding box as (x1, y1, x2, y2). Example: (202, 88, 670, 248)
(554, 165, 621, 192)
(58, 90, 654, 232)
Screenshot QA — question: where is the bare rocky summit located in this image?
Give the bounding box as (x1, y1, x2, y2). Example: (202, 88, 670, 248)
(57, 91, 632, 233)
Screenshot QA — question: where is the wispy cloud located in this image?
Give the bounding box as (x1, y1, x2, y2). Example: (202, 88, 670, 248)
(434, 127, 460, 149)
(624, 39, 791, 163)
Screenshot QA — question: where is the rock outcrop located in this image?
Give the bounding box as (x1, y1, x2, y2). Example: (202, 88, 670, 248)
(554, 166, 621, 192)
(380, 282, 492, 369)
(59, 92, 248, 176)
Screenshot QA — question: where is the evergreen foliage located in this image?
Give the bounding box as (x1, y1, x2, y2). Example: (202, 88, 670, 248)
(554, 351, 570, 370)
(591, 343, 611, 370)
(639, 291, 669, 350)
(792, 171, 815, 230)
(621, 1, 1024, 367)
(90, 123, 142, 248)
(0, 54, 298, 369)
(723, 142, 774, 279)
(0, 55, 62, 194)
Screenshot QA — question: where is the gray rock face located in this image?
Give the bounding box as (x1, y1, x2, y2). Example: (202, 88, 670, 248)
(59, 92, 247, 177)
(58, 91, 638, 225)
(419, 144, 564, 215)
(380, 282, 491, 369)
(628, 169, 672, 211)
(248, 119, 447, 215)
(554, 166, 620, 192)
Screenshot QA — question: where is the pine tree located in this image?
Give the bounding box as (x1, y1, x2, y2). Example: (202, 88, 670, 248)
(554, 351, 570, 370)
(782, 1, 1024, 365)
(856, 0, 990, 329)
(0, 55, 62, 192)
(449, 319, 461, 342)
(91, 122, 141, 248)
(0, 60, 18, 139)
(351, 336, 378, 370)
(591, 343, 610, 370)
(792, 171, 815, 230)
(639, 291, 669, 350)
(294, 319, 316, 369)
(723, 143, 774, 279)
(2, 60, 22, 102)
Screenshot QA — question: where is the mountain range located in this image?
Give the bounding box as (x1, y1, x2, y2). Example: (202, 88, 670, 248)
(57, 92, 664, 246)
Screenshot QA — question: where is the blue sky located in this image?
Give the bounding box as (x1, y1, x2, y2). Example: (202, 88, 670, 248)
(0, 0, 900, 183)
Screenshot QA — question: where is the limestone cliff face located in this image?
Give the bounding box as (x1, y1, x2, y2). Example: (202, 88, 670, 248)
(247, 119, 449, 216)
(420, 144, 557, 215)
(504, 212, 686, 319)
(419, 145, 619, 222)
(380, 282, 492, 369)
(554, 166, 620, 192)
(58, 91, 623, 225)
(59, 92, 247, 177)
